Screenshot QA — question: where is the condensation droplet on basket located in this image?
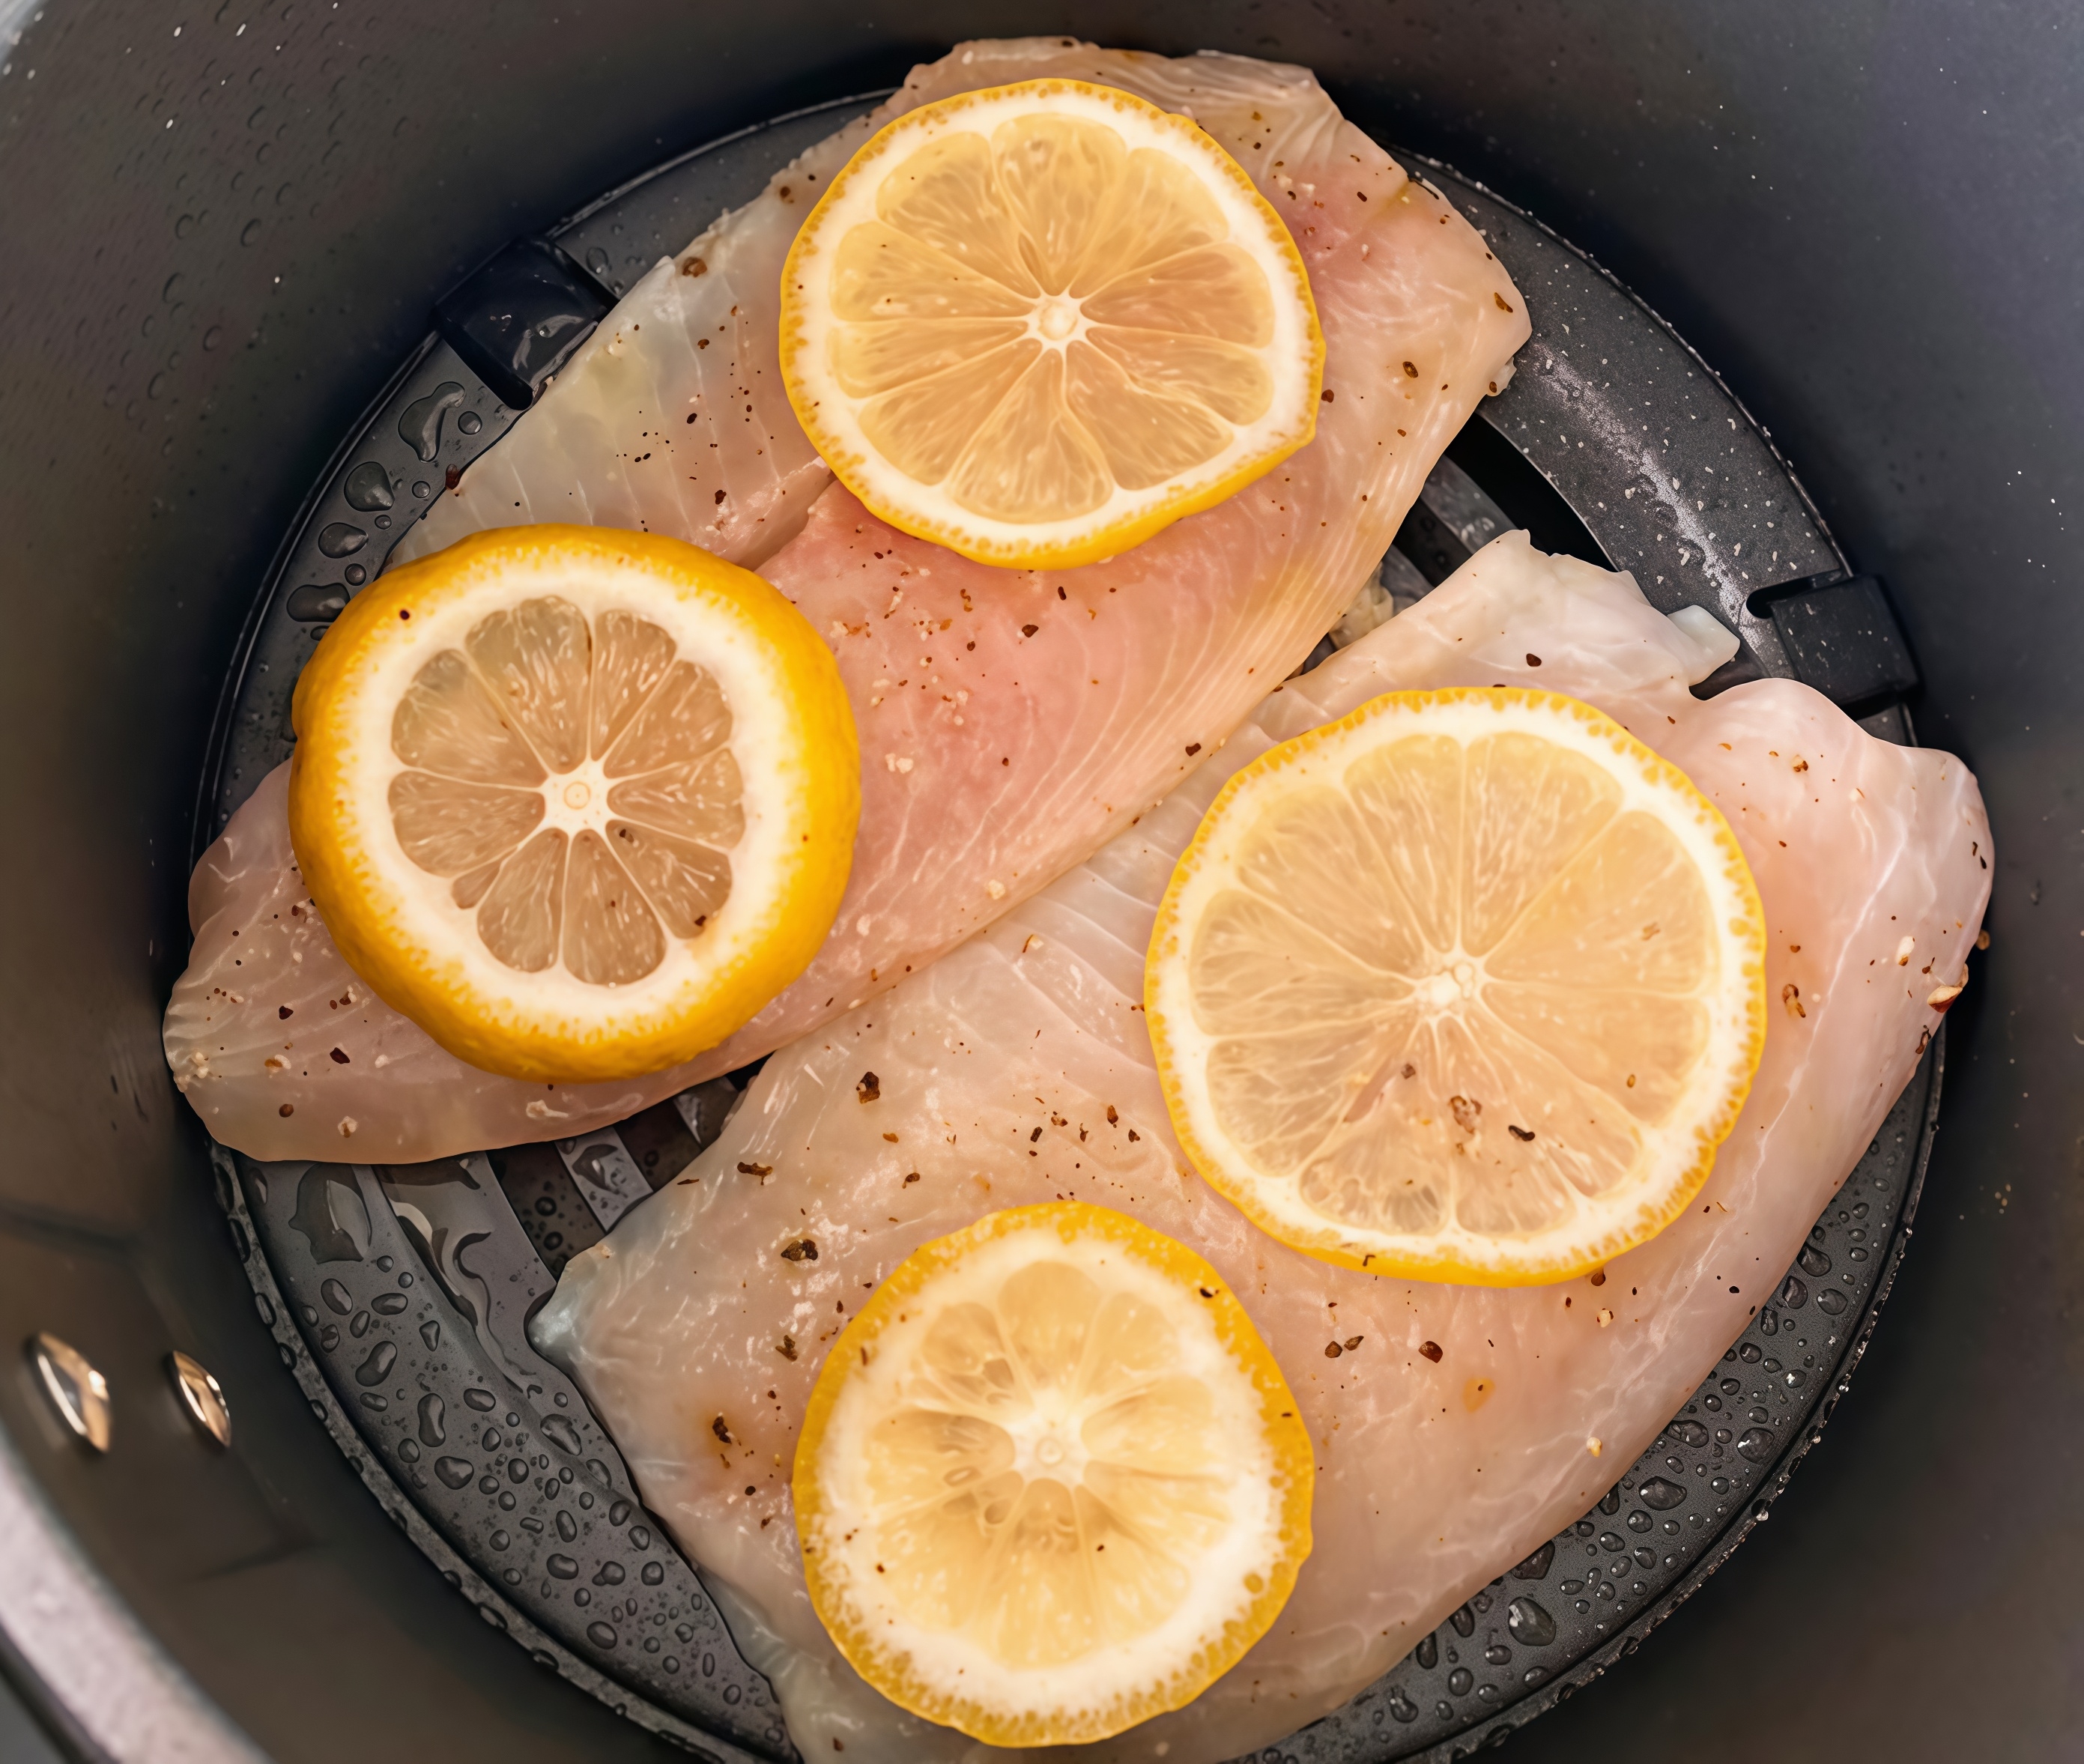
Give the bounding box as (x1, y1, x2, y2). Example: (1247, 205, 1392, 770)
(1736, 1426, 1777, 1462)
(343, 461, 394, 511)
(1506, 1597, 1557, 1646)
(434, 1456, 474, 1490)
(1637, 1476, 1688, 1511)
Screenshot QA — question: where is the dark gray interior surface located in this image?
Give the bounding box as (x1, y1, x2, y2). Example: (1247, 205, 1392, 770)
(0, 4, 2076, 1762)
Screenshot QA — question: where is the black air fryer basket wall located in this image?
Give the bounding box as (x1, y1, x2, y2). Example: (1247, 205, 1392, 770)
(0, 5, 2078, 1763)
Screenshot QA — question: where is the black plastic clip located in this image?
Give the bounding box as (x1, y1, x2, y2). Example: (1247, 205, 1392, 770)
(433, 236, 615, 412)
(1746, 572, 1919, 711)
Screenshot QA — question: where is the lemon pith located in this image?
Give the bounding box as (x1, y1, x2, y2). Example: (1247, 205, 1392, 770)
(288, 525, 859, 1084)
(793, 1201, 1313, 1746)
(1146, 688, 1768, 1285)
(780, 79, 1324, 569)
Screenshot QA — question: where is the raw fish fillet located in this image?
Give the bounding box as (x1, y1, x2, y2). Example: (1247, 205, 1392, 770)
(531, 533, 1992, 1764)
(165, 38, 1528, 1162)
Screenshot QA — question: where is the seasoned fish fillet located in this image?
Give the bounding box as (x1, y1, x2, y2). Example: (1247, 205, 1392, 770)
(532, 533, 1992, 1763)
(166, 38, 1527, 1161)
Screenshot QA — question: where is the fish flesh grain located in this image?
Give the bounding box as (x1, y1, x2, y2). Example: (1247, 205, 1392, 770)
(164, 37, 1529, 1163)
(531, 532, 1992, 1764)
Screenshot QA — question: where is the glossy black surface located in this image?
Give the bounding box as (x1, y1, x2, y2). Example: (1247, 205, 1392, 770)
(0, 4, 2077, 1761)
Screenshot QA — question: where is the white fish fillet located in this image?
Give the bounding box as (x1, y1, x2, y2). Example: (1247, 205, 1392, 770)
(530, 532, 1992, 1764)
(165, 38, 1528, 1162)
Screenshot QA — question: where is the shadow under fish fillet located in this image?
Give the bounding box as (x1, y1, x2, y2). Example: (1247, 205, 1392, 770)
(165, 38, 1527, 1162)
(530, 533, 1991, 1764)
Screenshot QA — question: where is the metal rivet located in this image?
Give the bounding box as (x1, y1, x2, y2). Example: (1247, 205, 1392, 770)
(168, 1351, 232, 1449)
(28, 1333, 112, 1452)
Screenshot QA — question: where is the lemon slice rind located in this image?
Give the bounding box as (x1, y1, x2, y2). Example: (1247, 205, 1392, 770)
(1147, 688, 1767, 1286)
(793, 1201, 1313, 1747)
(288, 526, 859, 1085)
(781, 79, 1324, 570)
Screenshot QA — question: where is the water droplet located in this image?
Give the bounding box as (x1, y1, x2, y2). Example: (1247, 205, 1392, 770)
(320, 1278, 351, 1315)
(419, 1319, 441, 1350)
(1447, 1667, 1473, 1696)
(1797, 1243, 1832, 1278)
(1415, 1633, 1438, 1670)
(317, 522, 366, 557)
(609, 1499, 633, 1526)
(641, 1561, 664, 1585)
(458, 409, 483, 434)
(629, 1524, 651, 1550)
(417, 1393, 446, 1446)
(1509, 1541, 1554, 1580)
(353, 1341, 397, 1386)
(318, 1324, 340, 1352)
(587, 1621, 619, 1650)
(547, 1554, 579, 1579)
(541, 1413, 582, 1455)
(343, 461, 394, 511)
(1783, 1367, 1809, 1389)
(349, 1310, 372, 1339)
(1484, 1642, 1511, 1664)
(464, 1387, 497, 1412)
(1638, 1477, 1688, 1511)
(1778, 1274, 1808, 1308)
(1506, 1597, 1557, 1646)
(1597, 1487, 1621, 1516)
(1814, 1288, 1848, 1316)
(434, 1456, 474, 1490)
(1448, 1603, 1475, 1637)
(1668, 1419, 1709, 1449)
(1389, 1691, 1419, 1722)
(489, 1528, 510, 1551)
(584, 246, 614, 282)
(398, 1437, 420, 1463)
(1598, 1532, 1626, 1553)
(593, 1562, 625, 1586)
(1626, 1509, 1652, 1533)
(240, 219, 261, 246)
(400, 381, 464, 461)
(290, 1165, 370, 1262)
(1737, 1342, 1762, 1363)
(371, 1292, 408, 1316)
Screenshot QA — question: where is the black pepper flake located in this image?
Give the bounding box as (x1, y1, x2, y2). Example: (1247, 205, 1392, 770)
(903, 1172, 921, 1185)
(1321, 387, 1335, 403)
(1525, 653, 1542, 667)
(857, 1071, 881, 1103)
(714, 488, 727, 506)
(1508, 1124, 1535, 1142)
(1343, 1336, 1363, 1351)
(1420, 1340, 1444, 1363)
(1020, 623, 1038, 637)
(711, 1415, 733, 1443)
(329, 1047, 351, 1065)
(278, 1103, 294, 1118)
(1127, 1129, 1140, 1142)
(278, 1005, 294, 1020)
(777, 1336, 799, 1361)
(737, 1160, 773, 1177)
(1589, 1268, 1607, 1287)
(1106, 1106, 1119, 1124)
(1403, 360, 1419, 378)
(1185, 742, 1202, 756)
(1029, 1127, 1043, 1143)
(779, 1238, 818, 1264)
(1324, 1341, 1343, 1358)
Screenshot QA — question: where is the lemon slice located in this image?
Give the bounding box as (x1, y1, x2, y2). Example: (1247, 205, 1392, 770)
(288, 525, 858, 1084)
(1147, 689, 1767, 1284)
(780, 79, 1324, 569)
(793, 1201, 1312, 1746)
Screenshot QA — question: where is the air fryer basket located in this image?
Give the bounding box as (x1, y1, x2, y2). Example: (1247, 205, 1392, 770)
(1, 6, 2077, 1764)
